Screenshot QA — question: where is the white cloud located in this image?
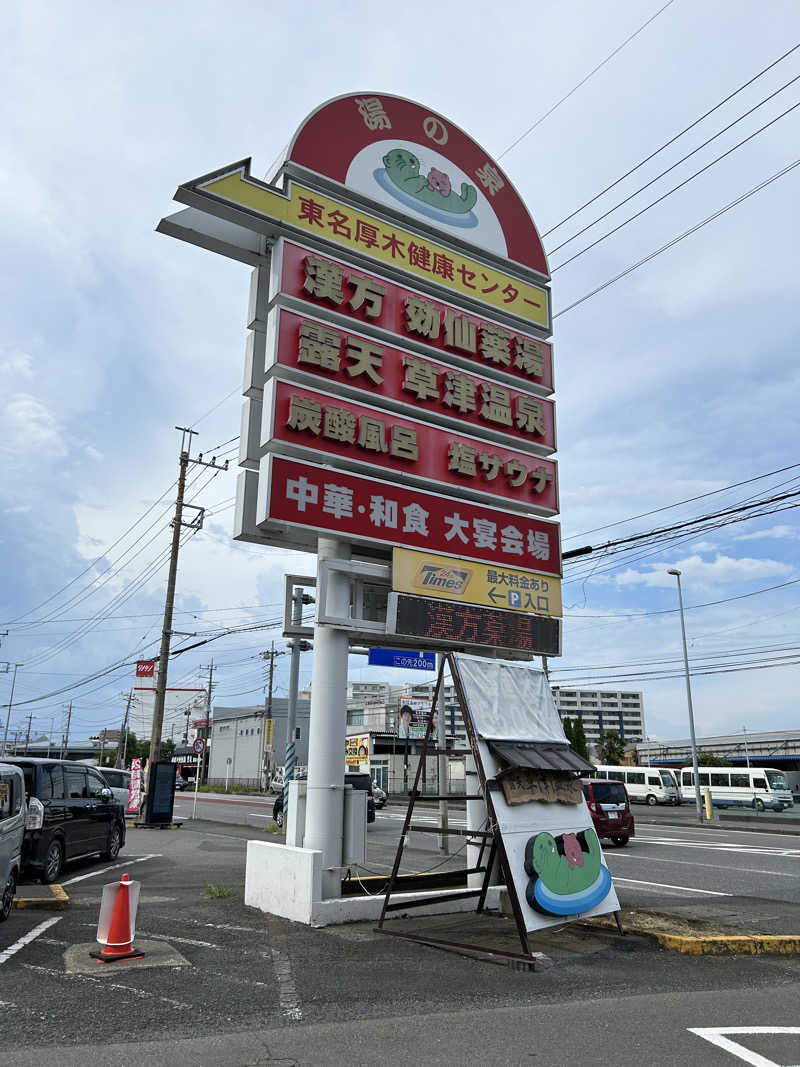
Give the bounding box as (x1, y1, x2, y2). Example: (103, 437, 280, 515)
(735, 524, 799, 542)
(0, 347, 34, 379)
(614, 554, 793, 588)
(0, 392, 65, 458)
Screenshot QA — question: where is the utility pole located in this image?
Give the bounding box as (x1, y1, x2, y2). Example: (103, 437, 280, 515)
(116, 692, 132, 768)
(61, 702, 72, 760)
(1, 662, 23, 758)
(202, 659, 214, 714)
(23, 712, 33, 754)
(147, 428, 227, 791)
(266, 642, 276, 719)
(148, 427, 195, 773)
(667, 568, 703, 824)
(260, 643, 288, 778)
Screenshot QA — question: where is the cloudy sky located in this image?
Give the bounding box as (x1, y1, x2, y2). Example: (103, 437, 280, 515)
(1, 1, 798, 750)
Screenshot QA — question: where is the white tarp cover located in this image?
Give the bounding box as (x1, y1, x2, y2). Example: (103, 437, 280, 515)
(452, 653, 567, 742)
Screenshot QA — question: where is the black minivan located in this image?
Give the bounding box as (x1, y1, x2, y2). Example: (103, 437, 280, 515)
(5, 758, 126, 884)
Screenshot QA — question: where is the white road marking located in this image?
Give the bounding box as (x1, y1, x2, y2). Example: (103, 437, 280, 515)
(0, 917, 62, 967)
(61, 853, 162, 885)
(136, 931, 219, 949)
(22, 963, 192, 1009)
(606, 853, 798, 877)
(270, 947, 302, 1021)
(182, 830, 252, 841)
(146, 915, 262, 933)
(612, 876, 730, 896)
(689, 1027, 800, 1066)
(636, 836, 800, 858)
(642, 823, 800, 842)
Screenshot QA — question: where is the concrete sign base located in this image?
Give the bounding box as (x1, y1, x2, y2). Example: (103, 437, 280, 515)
(244, 840, 501, 926)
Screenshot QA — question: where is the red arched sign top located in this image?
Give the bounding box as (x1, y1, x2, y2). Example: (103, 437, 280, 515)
(284, 93, 549, 278)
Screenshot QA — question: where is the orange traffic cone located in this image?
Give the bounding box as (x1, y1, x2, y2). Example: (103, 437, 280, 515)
(90, 872, 145, 963)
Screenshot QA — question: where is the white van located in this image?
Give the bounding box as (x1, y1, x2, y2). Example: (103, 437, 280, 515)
(594, 765, 680, 806)
(680, 766, 793, 811)
(0, 762, 26, 921)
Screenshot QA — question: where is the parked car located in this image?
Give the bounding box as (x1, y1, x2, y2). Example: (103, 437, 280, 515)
(0, 763, 26, 921)
(580, 777, 635, 847)
(271, 771, 376, 828)
(371, 781, 387, 809)
(98, 767, 132, 810)
(5, 758, 126, 884)
(174, 775, 188, 792)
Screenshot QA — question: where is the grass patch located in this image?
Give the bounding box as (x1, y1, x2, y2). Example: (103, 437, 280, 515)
(261, 820, 282, 834)
(204, 883, 232, 899)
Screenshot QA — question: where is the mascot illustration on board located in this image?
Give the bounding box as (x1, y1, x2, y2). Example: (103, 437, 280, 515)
(524, 828, 612, 916)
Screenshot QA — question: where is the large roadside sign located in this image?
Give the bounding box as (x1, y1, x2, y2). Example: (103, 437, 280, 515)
(159, 92, 561, 656)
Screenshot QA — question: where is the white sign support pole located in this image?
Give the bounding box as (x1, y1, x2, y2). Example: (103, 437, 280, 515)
(192, 760, 200, 820)
(304, 536, 351, 898)
(437, 653, 449, 853)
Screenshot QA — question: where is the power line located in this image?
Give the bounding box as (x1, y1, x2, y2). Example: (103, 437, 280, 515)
(1, 474, 179, 627)
(498, 0, 677, 160)
(553, 156, 800, 318)
(563, 462, 800, 542)
(551, 94, 800, 270)
(542, 42, 800, 236)
(562, 575, 800, 621)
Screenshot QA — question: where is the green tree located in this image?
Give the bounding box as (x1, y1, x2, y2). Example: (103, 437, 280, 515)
(571, 717, 589, 761)
(562, 716, 575, 747)
(693, 752, 732, 767)
(597, 730, 627, 765)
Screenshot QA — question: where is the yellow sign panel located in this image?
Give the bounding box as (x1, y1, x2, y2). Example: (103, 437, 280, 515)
(345, 734, 370, 767)
(392, 548, 562, 618)
(199, 168, 550, 329)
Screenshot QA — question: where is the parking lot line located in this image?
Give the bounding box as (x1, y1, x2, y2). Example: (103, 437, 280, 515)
(689, 1027, 800, 1066)
(0, 917, 62, 967)
(60, 853, 162, 885)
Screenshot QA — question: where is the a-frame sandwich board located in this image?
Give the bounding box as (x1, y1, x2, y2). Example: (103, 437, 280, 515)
(374, 652, 549, 969)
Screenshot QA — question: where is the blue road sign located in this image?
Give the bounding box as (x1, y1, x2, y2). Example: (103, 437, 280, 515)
(368, 648, 436, 671)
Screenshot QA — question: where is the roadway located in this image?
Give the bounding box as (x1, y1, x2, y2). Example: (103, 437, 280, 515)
(4, 812, 800, 1065)
(172, 793, 800, 907)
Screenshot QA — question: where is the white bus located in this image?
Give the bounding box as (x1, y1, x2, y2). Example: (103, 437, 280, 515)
(679, 766, 794, 811)
(594, 765, 680, 806)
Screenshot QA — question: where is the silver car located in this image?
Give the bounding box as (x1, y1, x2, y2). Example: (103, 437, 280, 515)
(99, 768, 133, 813)
(0, 763, 26, 921)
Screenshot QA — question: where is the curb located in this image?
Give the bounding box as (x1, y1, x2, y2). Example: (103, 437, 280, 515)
(582, 918, 800, 955)
(650, 933, 800, 955)
(14, 884, 69, 911)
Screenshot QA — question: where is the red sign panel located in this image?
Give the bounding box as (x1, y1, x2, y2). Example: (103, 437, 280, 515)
(271, 307, 556, 452)
(264, 455, 561, 574)
(266, 380, 558, 514)
(136, 661, 155, 677)
(285, 94, 549, 276)
(276, 241, 553, 393)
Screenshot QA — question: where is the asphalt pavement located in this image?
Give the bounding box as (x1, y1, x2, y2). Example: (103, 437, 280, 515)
(2, 812, 799, 1065)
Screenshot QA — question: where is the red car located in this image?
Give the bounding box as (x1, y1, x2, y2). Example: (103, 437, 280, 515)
(581, 777, 635, 847)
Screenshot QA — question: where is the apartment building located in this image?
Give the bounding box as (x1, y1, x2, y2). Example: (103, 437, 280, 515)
(551, 687, 646, 746)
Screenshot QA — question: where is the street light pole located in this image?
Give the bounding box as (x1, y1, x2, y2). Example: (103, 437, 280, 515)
(667, 569, 703, 823)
